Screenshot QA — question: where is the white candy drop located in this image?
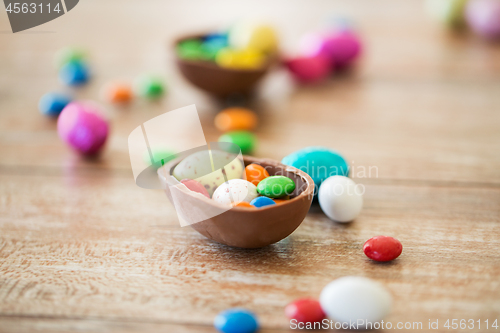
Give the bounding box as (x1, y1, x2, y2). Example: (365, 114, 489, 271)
(318, 176, 363, 222)
(320, 276, 392, 328)
(212, 179, 258, 206)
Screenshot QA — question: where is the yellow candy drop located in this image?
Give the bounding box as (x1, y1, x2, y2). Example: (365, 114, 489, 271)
(230, 23, 278, 54)
(215, 48, 236, 68)
(247, 25, 278, 53)
(238, 49, 265, 69)
(215, 48, 265, 70)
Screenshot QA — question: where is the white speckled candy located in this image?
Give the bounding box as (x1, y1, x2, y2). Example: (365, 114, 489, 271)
(318, 176, 363, 223)
(173, 150, 244, 197)
(320, 276, 392, 328)
(213, 179, 258, 206)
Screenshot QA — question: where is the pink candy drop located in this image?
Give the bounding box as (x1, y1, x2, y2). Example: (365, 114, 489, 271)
(466, 0, 500, 39)
(285, 55, 332, 83)
(57, 101, 109, 155)
(300, 30, 362, 69)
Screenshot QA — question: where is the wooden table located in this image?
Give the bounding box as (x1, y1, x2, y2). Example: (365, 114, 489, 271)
(1, 0, 499, 332)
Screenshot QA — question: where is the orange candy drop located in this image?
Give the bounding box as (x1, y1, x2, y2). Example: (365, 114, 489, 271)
(245, 163, 270, 186)
(232, 201, 256, 208)
(105, 83, 133, 104)
(215, 107, 258, 132)
(273, 199, 288, 204)
(273, 195, 290, 204)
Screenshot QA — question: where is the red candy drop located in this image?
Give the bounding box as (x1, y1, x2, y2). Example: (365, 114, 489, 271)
(285, 298, 325, 323)
(363, 236, 403, 262)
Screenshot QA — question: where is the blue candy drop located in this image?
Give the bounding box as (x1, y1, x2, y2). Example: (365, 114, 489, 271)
(281, 146, 349, 195)
(59, 61, 90, 86)
(204, 32, 229, 46)
(250, 196, 276, 208)
(38, 92, 72, 117)
(214, 308, 259, 333)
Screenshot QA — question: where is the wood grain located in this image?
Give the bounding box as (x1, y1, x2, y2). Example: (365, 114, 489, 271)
(1, 175, 499, 332)
(1, 0, 500, 332)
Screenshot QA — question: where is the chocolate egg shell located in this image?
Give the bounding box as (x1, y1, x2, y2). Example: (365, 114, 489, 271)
(158, 156, 314, 248)
(173, 34, 275, 97)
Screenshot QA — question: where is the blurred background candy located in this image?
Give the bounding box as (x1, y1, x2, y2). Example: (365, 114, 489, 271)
(300, 30, 362, 69)
(229, 22, 279, 54)
(176, 34, 231, 62)
(285, 55, 331, 83)
(426, 0, 500, 39)
(57, 101, 109, 155)
(54, 47, 87, 68)
(59, 61, 90, 86)
(177, 39, 205, 60)
(38, 92, 72, 117)
(322, 30, 361, 69)
(466, 0, 500, 39)
(176, 24, 276, 70)
(102, 81, 133, 104)
(299, 33, 332, 61)
(214, 107, 258, 132)
(425, 0, 469, 28)
(218, 130, 256, 155)
(136, 75, 165, 99)
(203, 33, 229, 59)
(284, 24, 362, 84)
(215, 48, 266, 69)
